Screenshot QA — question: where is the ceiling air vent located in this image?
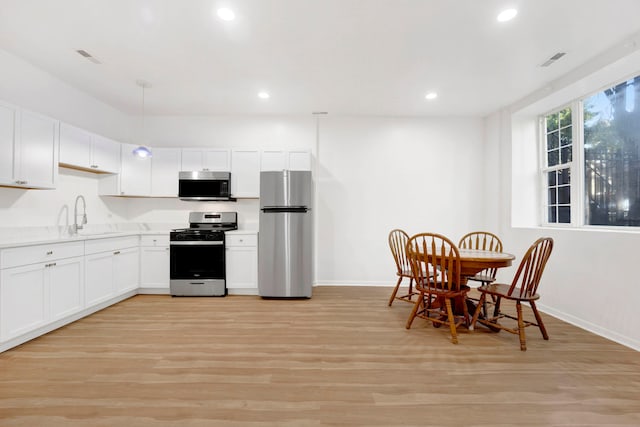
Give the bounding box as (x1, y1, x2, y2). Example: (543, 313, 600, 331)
(540, 52, 566, 67)
(75, 49, 101, 64)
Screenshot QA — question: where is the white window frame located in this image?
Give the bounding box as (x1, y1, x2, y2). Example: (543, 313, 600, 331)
(540, 103, 578, 227)
(539, 72, 640, 230)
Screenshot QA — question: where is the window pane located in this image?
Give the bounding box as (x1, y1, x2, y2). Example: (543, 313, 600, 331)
(561, 146, 572, 163)
(559, 108, 572, 127)
(548, 207, 557, 223)
(547, 131, 559, 150)
(548, 171, 557, 186)
(558, 206, 571, 223)
(560, 127, 572, 147)
(584, 75, 640, 226)
(558, 168, 570, 185)
(548, 188, 556, 205)
(548, 150, 559, 167)
(558, 186, 571, 204)
(546, 114, 558, 132)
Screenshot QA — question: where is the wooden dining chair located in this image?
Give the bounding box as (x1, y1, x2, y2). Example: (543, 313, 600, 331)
(470, 237, 554, 351)
(405, 233, 470, 344)
(387, 229, 418, 306)
(458, 231, 503, 287)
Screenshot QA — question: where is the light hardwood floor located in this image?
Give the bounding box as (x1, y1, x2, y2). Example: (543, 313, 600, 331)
(1, 286, 639, 426)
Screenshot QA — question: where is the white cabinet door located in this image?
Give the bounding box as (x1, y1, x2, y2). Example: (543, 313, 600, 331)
(49, 257, 84, 321)
(59, 123, 92, 169)
(140, 246, 170, 290)
(225, 233, 258, 294)
(180, 149, 202, 171)
(226, 246, 258, 291)
(85, 251, 114, 306)
(91, 134, 121, 173)
(288, 150, 312, 171)
(119, 143, 151, 196)
(0, 101, 17, 185)
(151, 148, 181, 197)
(16, 109, 58, 189)
(260, 150, 287, 171)
(181, 149, 230, 171)
(203, 149, 230, 171)
(114, 247, 139, 294)
(0, 263, 48, 341)
(59, 124, 120, 173)
(231, 149, 260, 198)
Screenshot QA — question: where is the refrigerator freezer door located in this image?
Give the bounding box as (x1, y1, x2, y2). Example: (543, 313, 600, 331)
(260, 170, 312, 208)
(258, 210, 312, 298)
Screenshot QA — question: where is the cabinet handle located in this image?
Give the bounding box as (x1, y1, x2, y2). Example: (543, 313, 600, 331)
(90, 165, 99, 168)
(45, 262, 57, 268)
(113, 251, 121, 255)
(46, 251, 53, 255)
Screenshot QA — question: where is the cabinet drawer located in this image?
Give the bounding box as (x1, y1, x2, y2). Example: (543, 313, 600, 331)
(140, 235, 169, 247)
(226, 234, 257, 247)
(1, 241, 84, 269)
(85, 236, 139, 255)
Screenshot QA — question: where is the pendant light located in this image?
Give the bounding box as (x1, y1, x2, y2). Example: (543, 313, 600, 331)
(133, 79, 152, 158)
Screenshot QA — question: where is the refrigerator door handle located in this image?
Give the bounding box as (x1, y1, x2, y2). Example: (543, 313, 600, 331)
(261, 207, 309, 213)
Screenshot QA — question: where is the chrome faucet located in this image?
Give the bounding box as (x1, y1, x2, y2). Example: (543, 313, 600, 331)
(73, 195, 87, 234)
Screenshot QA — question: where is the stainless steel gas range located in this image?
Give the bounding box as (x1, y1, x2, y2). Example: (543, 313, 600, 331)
(169, 212, 238, 296)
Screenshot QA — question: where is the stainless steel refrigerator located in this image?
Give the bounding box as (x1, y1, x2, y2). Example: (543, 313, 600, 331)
(258, 170, 312, 298)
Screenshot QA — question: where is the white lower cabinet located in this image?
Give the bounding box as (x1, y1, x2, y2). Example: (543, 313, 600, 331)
(0, 263, 48, 341)
(85, 236, 140, 306)
(225, 232, 258, 295)
(49, 256, 84, 321)
(0, 241, 84, 342)
(139, 235, 170, 293)
(84, 251, 116, 306)
(115, 247, 140, 293)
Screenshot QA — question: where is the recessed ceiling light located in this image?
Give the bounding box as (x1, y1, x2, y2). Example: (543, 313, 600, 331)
(425, 92, 438, 100)
(258, 91, 270, 99)
(497, 8, 517, 22)
(217, 8, 235, 21)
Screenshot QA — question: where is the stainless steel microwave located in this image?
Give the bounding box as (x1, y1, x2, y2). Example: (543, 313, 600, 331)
(178, 171, 233, 201)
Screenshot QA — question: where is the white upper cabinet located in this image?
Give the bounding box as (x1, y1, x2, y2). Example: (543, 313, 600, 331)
(0, 104, 58, 189)
(98, 143, 151, 196)
(231, 149, 260, 198)
(181, 148, 230, 171)
(151, 148, 181, 197)
(59, 123, 120, 173)
(288, 150, 312, 171)
(90, 134, 121, 173)
(18, 110, 59, 188)
(260, 149, 311, 171)
(0, 102, 17, 185)
(260, 150, 287, 171)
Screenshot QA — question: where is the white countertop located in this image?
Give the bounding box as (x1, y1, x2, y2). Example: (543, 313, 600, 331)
(0, 225, 257, 249)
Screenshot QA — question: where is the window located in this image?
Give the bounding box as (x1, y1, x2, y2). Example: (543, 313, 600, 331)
(543, 107, 572, 224)
(541, 74, 640, 227)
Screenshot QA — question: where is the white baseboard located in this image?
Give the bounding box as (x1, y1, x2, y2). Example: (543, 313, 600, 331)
(538, 303, 640, 352)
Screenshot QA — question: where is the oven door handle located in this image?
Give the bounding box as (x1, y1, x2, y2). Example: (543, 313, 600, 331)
(170, 241, 224, 246)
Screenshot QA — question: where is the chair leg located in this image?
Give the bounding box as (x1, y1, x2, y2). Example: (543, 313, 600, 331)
(530, 301, 549, 340)
(470, 293, 486, 330)
(444, 298, 458, 344)
(516, 302, 526, 351)
(405, 293, 423, 329)
(388, 276, 403, 306)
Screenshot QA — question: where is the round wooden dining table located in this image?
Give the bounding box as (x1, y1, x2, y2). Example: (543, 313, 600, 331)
(457, 249, 516, 283)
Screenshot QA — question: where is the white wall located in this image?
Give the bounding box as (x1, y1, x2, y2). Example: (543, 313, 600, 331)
(491, 46, 640, 351)
(0, 49, 132, 234)
(315, 115, 486, 285)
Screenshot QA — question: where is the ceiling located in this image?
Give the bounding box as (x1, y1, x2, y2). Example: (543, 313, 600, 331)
(2, 0, 640, 117)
